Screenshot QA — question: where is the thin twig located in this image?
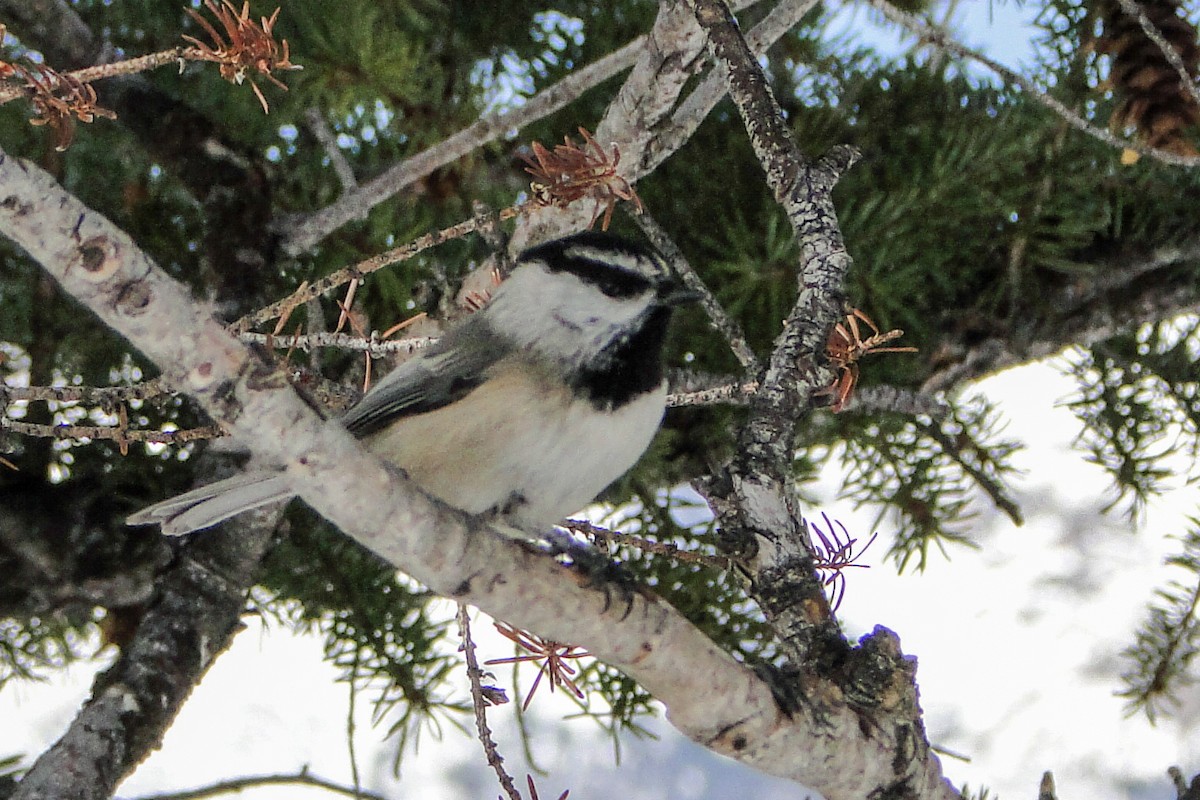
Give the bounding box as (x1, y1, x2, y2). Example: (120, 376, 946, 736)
(346, 648, 362, 799)
(457, 604, 522, 800)
(1, 415, 223, 445)
(277, 45, 644, 252)
(278, 0, 769, 254)
(848, 385, 950, 420)
(305, 107, 358, 192)
(238, 331, 435, 356)
(0, 48, 194, 104)
(232, 208, 521, 334)
(564, 519, 733, 569)
(1113, 0, 1200, 111)
(866, 0, 1200, 168)
(0, 377, 173, 404)
(667, 381, 759, 407)
(631, 210, 761, 374)
(119, 769, 387, 800)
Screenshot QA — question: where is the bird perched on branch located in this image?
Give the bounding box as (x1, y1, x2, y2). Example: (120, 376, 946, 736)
(128, 231, 697, 536)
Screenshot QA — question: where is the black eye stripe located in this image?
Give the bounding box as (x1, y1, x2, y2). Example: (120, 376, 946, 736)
(561, 259, 652, 298)
(518, 232, 660, 299)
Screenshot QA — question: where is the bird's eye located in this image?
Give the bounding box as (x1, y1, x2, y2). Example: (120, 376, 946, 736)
(589, 271, 650, 299)
(596, 277, 630, 298)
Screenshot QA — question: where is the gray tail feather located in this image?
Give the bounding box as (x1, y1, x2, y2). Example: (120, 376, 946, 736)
(126, 471, 294, 536)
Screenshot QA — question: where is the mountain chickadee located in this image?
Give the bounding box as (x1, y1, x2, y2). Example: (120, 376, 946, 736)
(128, 231, 697, 536)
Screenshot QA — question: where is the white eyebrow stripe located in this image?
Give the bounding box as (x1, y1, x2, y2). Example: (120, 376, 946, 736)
(560, 245, 666, 279)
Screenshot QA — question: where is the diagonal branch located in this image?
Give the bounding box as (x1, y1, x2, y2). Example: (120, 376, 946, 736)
(509, 0, 816, 250)
(632, 209, 761, 374)
(1113, 0, 1200, 112)
(275, 34, 647, 254)
(645, 0, 822, 173)
(683, 0, 854, 661)
(0, 142, 956, 800)
(277, 0, 778, 256)
(270, 0, 726, 254)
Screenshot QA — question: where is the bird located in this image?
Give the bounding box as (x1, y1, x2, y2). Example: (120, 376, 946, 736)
(127, 231, 697, 537)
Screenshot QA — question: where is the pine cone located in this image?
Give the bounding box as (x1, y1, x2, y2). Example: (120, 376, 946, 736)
(1095, 0, 1200, 156)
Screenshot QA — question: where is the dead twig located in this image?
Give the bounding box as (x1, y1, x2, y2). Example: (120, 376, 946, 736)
(457, 605, 522, 800)
(565, 519, 733, 569)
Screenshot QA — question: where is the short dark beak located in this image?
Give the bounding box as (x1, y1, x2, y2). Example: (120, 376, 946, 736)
(656, 281, 703, 307)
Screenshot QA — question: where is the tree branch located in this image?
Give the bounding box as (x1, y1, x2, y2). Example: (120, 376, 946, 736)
(631, 209, 761, 374)
(119, 769, 387, 800)
(303, 107, 358, 194)
(276, 0, 772, 255)
(274, 31, 645, 253)
(9, 484, 277, 800)
(922, 241, 1200, 393)
(458, 605, 522, 800)
(0, 415, 223, 446)
(677, 6, 952, 800)
(0, 140, 956, 800)
(238, 330, 434, 357)
(1112, 0, 1200, 112)
(509, 0, 810, 250)
(683, 0, 853, 662)
(644, 0, 822, 174)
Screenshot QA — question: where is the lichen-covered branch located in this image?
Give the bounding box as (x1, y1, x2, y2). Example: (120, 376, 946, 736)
(683, 0, 854, 661)
(679, 4, 951, 799)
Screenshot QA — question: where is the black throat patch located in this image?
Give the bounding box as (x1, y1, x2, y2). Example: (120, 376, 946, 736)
(571, 306, 671, 410)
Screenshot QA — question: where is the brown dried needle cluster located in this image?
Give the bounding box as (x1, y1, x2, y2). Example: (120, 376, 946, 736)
(0, 26, 116, 151)
(807, 513, 878, 611)
(485, 622, 587, 710)
(822, 309, 917, 413)
(184, 0, 301, 113)
(521, 126, 643, 230)
(1095, 0, 1200, 156)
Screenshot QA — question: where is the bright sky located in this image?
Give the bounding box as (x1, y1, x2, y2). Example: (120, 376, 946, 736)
(5, 3, 1200, 800)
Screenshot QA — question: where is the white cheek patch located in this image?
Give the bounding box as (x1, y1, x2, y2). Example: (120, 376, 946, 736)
(489, 264, 652, 366)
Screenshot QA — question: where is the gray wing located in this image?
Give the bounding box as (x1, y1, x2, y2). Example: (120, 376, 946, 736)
(342, 316, 512, 438)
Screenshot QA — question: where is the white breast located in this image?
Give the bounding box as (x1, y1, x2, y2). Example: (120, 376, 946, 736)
(364, 359, 667, 532)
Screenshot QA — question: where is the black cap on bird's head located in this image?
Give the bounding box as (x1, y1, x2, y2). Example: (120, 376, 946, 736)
(519, 231, 700, 308)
